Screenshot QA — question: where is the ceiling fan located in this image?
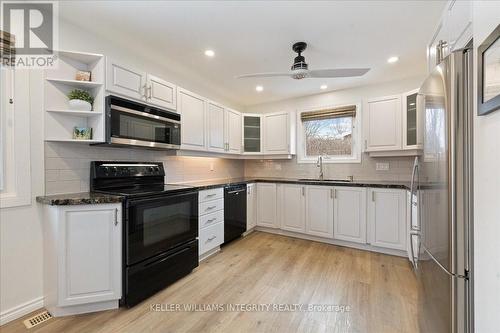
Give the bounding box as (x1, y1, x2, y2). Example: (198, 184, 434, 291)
(236, 42, 370, 80)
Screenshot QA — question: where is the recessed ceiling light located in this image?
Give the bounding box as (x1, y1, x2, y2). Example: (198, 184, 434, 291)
(320, 84, 328, 90)
(255, 85, 264, 92)
(204, 50, 215, 57)
(387, 56, 399, 63)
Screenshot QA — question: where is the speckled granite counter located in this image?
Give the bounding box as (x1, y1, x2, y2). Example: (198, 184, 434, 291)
(173, 177, 410, 190)
(36, 192, 124, 206)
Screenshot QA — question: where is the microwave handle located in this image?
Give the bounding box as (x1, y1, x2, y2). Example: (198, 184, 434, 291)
(110, 104, 181, 124)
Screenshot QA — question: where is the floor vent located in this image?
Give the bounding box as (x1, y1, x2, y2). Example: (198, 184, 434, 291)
(23, 310, 52, 329)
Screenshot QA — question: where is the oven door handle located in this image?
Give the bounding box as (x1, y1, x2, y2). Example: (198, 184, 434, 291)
(143, 246, 193, 268)
(127, 191, 197, 206)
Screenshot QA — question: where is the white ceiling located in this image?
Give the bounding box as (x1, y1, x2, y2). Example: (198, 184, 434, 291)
(59, 1, 446, 107)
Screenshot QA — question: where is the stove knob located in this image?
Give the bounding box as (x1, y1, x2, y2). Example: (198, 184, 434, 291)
(148, 166, 154, 174)
(112, 167, 118, 175)
(103, 167, 110, 176)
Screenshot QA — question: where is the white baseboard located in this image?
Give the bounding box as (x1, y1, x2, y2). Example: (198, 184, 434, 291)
(0, 297, 44, 326)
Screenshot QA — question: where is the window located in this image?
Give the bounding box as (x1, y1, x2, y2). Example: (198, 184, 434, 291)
(297, 104, 361, 163)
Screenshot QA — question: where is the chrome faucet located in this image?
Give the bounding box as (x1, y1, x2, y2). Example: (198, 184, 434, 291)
(316, 156, 324, 180)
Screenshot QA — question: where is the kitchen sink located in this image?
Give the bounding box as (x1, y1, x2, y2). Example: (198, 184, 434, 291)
(298, 178, 353, 182)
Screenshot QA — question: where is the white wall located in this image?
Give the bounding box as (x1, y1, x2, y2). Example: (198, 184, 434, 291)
(472, 2, 500, 332)
(0, 71, 45, 325)
(244, 76, 424, 114)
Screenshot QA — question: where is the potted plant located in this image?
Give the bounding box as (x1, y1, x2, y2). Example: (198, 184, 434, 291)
(68, 89, 94, 111)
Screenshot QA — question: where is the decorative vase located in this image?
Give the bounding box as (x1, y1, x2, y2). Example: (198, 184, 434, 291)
(69, 99, 92, 111)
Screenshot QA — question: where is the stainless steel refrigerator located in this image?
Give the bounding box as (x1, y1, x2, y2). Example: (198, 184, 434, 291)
(409, 47, 474, 333)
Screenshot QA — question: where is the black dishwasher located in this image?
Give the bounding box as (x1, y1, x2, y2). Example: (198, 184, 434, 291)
(224, 184, 247, 244)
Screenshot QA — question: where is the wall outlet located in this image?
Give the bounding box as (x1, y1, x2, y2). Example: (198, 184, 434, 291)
(376, 162, 390, 171)
(209, 162, 214, 171)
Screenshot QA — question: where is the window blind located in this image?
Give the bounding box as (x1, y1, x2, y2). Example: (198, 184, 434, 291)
(301, 105, 356, 121)
(0, 30, 15, 66)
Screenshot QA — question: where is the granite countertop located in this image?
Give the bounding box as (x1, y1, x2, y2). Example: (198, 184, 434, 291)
(36, 192, 124, 206)
(174, 177, 410, 190)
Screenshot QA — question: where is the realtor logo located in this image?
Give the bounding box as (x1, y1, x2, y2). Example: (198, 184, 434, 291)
(1, 1, 58, 68)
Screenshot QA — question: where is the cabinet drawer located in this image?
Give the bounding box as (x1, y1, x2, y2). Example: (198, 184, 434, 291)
(199, 199, 224, 215)
(199, 222, 224, 255)
(199, 210, 224, 230)
(199, 188, 223, 202)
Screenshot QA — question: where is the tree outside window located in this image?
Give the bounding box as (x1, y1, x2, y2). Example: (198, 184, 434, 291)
(303, 116, 353, 157)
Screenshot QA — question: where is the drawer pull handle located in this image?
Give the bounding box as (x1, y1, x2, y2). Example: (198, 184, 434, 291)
(206, 205, 217, 210)
(207, 235, 217, 242)
(205, 193, 217, 197)
(205, 218, 217, 224)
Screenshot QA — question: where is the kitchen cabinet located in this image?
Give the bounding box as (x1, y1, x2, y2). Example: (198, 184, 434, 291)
(242, 114, 262, 153)
(256, 183, 278, 228)
(106, 59, 146, 101)
(305, 185, 334, 238)
(207, 101, 226, 153)
(106, 59, 177, 111)
(247, 184, 257, 230)
(178, 88, 207, 151)
(225, 108, 242, 154)
(279, 184, 306, 233)
(263, 112, 295, 155)
(43, 204, 122, 316)
(333, 187, 367, 244)
(367, 188, 407, 251)
(146, 74, 176, 110)
(427, 0, 472, 72)
(365, 95, 402, 152)
(402, 89, 424, 150)
(198, 188, 224, 258)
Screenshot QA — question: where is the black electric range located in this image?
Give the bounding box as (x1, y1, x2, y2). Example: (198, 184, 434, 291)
(90, 161, 199, 307)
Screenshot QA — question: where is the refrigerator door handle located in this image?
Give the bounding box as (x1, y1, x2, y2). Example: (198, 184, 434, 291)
(410, 156, 420, 232)
(410, 230, 420, 270)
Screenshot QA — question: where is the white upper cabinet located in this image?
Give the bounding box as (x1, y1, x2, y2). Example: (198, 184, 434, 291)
(146, 74, 176, 110)
(305, 185, 334, 238)
(225, 108, 242, 154)
(427, 0, 472, 71)
(106, 59, 146, 101)
(263, 112, 295, 155)
(106, 59, 177, 111)
(279, 184, 306, 233)
(365, 95, 402, 152)
(177, 88, 207, 151)
(257, 183, 278, 228)
(247, 184, 257, 230)
(367, 188, 407, 251)
(207, 102, 226, 153)
(333, 187, 367, 244)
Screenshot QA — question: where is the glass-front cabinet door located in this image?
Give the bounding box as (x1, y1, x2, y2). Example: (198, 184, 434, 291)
(243, 115, 262, 153)
(403, 89, 423, 150)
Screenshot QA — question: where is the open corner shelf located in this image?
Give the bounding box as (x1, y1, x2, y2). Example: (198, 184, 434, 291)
(44, 50, 106, 143)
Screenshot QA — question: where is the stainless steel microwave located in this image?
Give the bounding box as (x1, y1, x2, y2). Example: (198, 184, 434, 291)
(99, 95, 181, 150)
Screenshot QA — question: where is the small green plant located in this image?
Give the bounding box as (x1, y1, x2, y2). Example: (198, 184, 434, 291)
(68, 89, 94, 105)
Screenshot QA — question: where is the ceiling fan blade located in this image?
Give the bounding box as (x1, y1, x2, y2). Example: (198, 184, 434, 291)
(307, 68, 370, 78)
(235, 72, 293, 79)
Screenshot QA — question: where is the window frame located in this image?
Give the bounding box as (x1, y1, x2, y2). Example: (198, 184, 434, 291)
(296, 103, 362, 164)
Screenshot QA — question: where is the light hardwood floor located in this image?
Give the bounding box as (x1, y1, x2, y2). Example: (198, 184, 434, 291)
(2, 231, 418, 333)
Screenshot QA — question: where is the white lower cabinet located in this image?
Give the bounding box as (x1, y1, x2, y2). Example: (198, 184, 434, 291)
(279, 184, 306, 233)
(256, 183, 278, 228)
(198, 188, 224, 258)
(305, 185, 334, 238)
(367, 188, 407, 250)
(246, 184, 257, 230)
(43, 203, 122, 317)
(333, 187, 367, 244)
